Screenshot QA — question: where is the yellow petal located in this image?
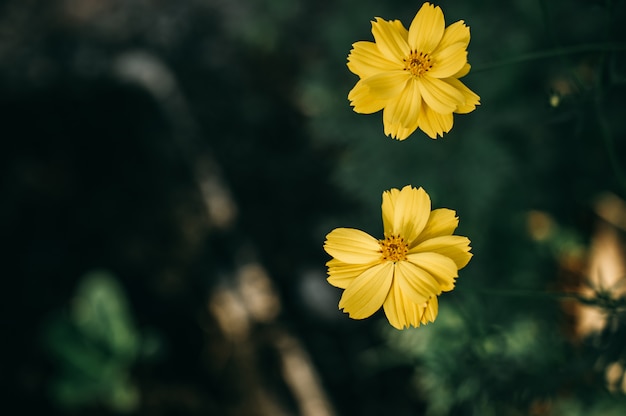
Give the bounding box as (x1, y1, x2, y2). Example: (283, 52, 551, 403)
(338, 262, 394, 319)
(428, 42, 467, 79)
(437, 20, 470, 51)
(371, 17, 410, 62)
(348, 79, 387, 114)
(444, 78, 480, 114)
(382, 78, 421, 140)
(406, 252, 458, 292)
(409, 235, 473, 269)
(417, 76, 465, 113)
(417, 102, 454, 138)
(381, 188, 400, 237)
(390, 19, 409, 42)
(324, 228, 382, 264)
(414, 208, 459, 244)
(395, 260, 441, 305)
(383, 279, 427, 329)
(382, 280, 406, 329)
(384, 122, 415, 141)
(408, 3, 445, 54)
(326, 258, 379, 289)
(362, 70, 411, 100)
(392, 185, 431, 243)
(454, 63, 471, 78)
(347, 41, 403, 79)
(421, 296, 438, 324)
(415, 108, 437, 138)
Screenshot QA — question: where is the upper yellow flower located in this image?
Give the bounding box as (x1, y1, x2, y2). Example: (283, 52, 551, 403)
(323, 185, 472, 329)
(347, 3, 480, 140)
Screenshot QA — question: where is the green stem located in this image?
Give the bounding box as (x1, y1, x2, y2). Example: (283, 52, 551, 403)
(462, 287, 583, 301)
(593, 73, 626, 196)
(589, 15, 626, 197)
(473, 43, 626, 73)
(462, 287, 626, 310)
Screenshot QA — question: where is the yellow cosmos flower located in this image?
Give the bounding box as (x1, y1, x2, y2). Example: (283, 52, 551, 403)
(323, 185, 472, 329)
(347, 2, 480, 140)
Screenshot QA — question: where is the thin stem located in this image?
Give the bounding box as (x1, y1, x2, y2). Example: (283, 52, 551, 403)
(473, 43, 626, 73)
(593, 68, 626, 197)
(536, 0, 586, 91)
(462, 287, 626, 310)
(590, 2, 626, 197)
(462, 287, 587, 303)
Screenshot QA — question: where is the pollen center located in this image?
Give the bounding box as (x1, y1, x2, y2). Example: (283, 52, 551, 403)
(403, 51, 432, 77)
(379, 235, 408, 262)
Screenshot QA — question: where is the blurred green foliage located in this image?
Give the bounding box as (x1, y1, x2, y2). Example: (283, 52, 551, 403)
(43, 271, 148, 413)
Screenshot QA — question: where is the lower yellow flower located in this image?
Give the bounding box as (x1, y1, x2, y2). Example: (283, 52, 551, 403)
(323, 185, 472, 329)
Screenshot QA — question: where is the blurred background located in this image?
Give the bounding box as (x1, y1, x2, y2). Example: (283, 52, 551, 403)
(3, 0, 626, 415)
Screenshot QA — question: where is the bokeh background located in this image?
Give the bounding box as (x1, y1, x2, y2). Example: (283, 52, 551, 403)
(3, 0, 626, 415)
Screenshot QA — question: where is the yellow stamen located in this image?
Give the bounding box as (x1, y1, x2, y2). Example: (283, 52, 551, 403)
(379, 235, 408, 262)
(403, 51, 432, 77)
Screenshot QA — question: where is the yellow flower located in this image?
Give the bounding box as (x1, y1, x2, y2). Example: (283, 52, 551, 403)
(323, 185, 472, 329)
(347, 2, 480, 140)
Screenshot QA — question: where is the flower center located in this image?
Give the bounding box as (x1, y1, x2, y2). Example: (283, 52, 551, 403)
(379, 235, 408, 262)
(403, 51, 432, 77)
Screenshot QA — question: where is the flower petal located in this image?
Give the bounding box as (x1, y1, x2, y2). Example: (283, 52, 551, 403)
(414, 208, 459, 244)
(362, 71, 411, 100)
(384, 122, 416, 141)
(326, 258, 379, 289)
(444, 77, 480, 114)
(382, 78, 421, 140)
(383, 280, 426, 329)
(437, 20, 470, 51)
(408, 3, 445, 54)
(392, 185, 431, 243)
(454, 63, 471, 78)
(409, 235, 473, 269)
(338, 262, 394, 319)
(418, 76, 465, 113)
(381, 188, 401, 237)
(395, 260, 441, 305)
(371, 18, 411, 62)
(417, 104, 454, 138)
(390, 19, 409, 41)
(406, 252, 458, 292)
(348, 79, 387, 114)
(421, 296, 438, 324)
(428, 42, 467, 79)
(324, 228, 381, 264)
(347, 41, 404, 79)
